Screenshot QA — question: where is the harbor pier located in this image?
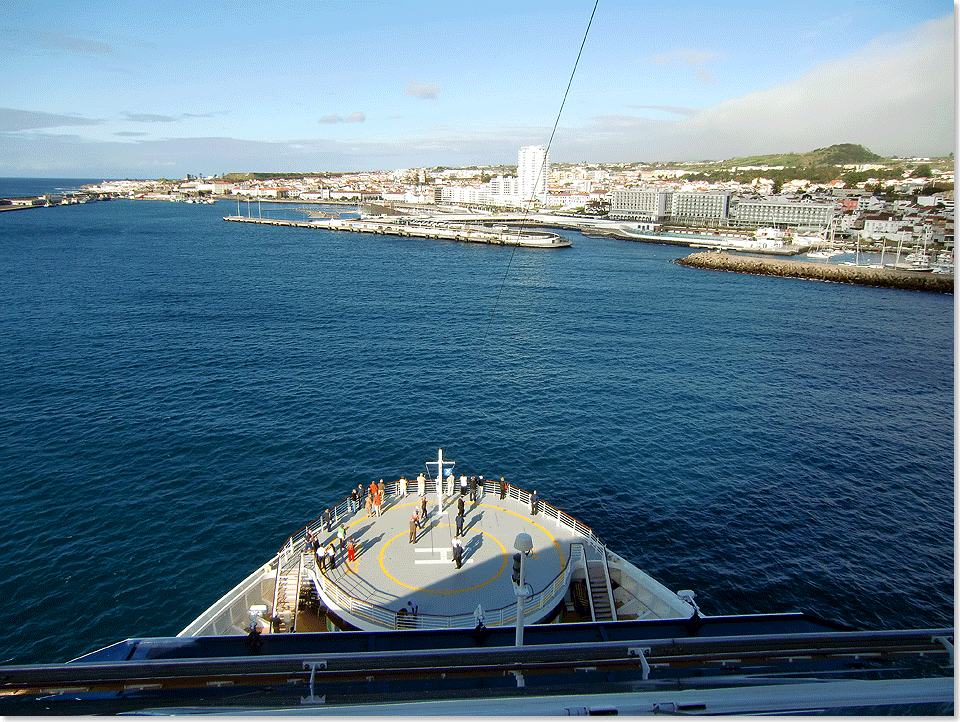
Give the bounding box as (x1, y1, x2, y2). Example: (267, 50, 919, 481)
(223, 215, 572, 248)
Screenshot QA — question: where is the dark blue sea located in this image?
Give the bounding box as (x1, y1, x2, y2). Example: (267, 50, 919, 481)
(0, 179, 953, 665)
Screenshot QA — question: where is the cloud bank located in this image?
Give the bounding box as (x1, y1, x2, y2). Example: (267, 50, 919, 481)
(561, 14, 954, 161)
(0, 16, 952, 175)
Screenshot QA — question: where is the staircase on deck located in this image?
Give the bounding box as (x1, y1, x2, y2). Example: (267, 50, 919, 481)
(272, 555, 305, 632)
(585, 559, 617, 622)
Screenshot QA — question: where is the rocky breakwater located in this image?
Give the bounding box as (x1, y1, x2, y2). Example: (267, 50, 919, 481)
(675, 252, 953, 294)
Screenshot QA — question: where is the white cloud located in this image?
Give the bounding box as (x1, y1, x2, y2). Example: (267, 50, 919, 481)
(0, 108, 101, 131)
(319, 112, 367, 124)
(406, 80, 440, 100)
(673, 15, 954, 158)
(651, 49, 720, 67)
(560, 14, 955, 161)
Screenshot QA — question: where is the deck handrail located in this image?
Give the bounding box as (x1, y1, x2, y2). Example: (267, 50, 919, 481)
(304, 542, 586, 631)
(277, 480, 604, 571)
(271, 480, 605, 631)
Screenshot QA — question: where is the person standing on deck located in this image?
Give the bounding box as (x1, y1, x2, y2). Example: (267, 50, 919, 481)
(327, 543, 336, 570)
(457, 496, 465, 517)
(350, 486, 358, 513)
(409, 511, 418, 543)
(337, 524, 346, 552)
(469, 476, 477, 502)
(399, 475, 408, 497)
(455, 510, 464, 536)
(478, 476, 484, 499)
(530, 490, 539, 516)
(417, 473, 426, 498)
(499, 477, 507, 500)
(460, 474, 468, 497)
(378, 478, 386, 503)
(420, 494, 427, 524)
(304, 528, 315, 554)
(323, 508, 331, 532)
(346, 537, 356, 563)
(452, 536, 463, 569)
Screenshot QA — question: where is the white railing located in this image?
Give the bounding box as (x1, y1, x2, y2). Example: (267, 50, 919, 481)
(177, 561, 276, 637)
(271, 479, 608, 630)
(304, 542, 586, 631)
(507, 486, 606, 554)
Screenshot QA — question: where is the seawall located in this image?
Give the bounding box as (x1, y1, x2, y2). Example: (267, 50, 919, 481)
(675, 252, 953, 294)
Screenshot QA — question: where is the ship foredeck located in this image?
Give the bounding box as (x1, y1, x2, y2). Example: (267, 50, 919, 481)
(294, 480, 604, 631)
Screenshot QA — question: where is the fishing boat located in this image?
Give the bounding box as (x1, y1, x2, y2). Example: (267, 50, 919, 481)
(0, 449, 952, 715)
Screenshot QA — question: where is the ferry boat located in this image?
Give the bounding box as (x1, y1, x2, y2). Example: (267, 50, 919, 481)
(0, 449, 951, 715)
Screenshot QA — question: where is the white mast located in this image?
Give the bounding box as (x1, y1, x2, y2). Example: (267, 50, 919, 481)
(426, 448, 455, 514)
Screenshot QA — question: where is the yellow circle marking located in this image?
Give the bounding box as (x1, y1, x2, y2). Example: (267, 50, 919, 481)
(477, 503, 565, 566)
(379, 525, 509, 595)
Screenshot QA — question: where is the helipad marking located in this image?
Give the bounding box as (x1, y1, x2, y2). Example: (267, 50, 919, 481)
(415, 547, 474, 564)
(379, 526, 508, 594)
(474, 503, 565, 565)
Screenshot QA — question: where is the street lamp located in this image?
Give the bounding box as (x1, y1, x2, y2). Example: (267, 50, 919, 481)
(513, 533, 533, 646)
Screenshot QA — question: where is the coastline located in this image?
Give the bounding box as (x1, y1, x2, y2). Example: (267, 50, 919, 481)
(675, 251, 954, 293)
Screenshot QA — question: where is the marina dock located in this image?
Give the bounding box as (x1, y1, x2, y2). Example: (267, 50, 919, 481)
(223, 215, 572, 248)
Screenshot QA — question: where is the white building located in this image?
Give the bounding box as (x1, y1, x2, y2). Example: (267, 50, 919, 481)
(731, 200, 835, 230)
(609, 189, 671, 220)
(518, 145, 549, 203)
(670, 192, 730, 223)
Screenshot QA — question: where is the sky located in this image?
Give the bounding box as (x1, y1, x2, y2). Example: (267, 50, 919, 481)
(0, 0, 955, 178)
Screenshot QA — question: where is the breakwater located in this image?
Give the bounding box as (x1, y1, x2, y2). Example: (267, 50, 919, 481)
(675, 251, 954, 293)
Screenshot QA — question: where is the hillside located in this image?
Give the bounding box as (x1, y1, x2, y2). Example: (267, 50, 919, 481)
(713, 143, 883, 169)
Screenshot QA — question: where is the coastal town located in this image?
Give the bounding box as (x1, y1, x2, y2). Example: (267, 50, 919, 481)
(4, 143, 953, 272)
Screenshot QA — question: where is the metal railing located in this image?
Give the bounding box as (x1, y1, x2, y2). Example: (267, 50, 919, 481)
(267, 478, 606, 631)
(303, 543, 586, 631)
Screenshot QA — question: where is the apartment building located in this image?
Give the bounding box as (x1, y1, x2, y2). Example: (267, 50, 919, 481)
(609, 189, 671, 220)
(731, 200, 835, 230)
(670, 192, 730, 223)
(518, 145, 549, 203)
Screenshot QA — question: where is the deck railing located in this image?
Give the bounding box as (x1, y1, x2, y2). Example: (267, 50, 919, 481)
(303, 542, 586, 631)
(270, 478, 604, 631)
(277, 478, 605, 572)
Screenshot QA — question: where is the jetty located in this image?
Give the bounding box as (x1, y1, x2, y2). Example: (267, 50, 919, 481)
(223, 215, 572, 248)
(675, 251, 954, 293)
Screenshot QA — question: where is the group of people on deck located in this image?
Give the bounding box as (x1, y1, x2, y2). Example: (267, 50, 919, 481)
(306, 526, 356, 574)
(307, 472, 520, 574)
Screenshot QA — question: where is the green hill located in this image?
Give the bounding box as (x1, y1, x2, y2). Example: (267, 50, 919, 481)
(715, 144, 882, 169)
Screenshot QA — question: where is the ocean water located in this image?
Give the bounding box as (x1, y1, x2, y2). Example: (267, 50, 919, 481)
(0, 181, 953, 665)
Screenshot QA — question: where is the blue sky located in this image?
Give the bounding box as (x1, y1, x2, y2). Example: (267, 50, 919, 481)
(0, 0, 954, 177)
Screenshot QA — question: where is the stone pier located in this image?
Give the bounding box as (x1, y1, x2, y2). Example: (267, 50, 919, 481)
(675, 252, 953, 294)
